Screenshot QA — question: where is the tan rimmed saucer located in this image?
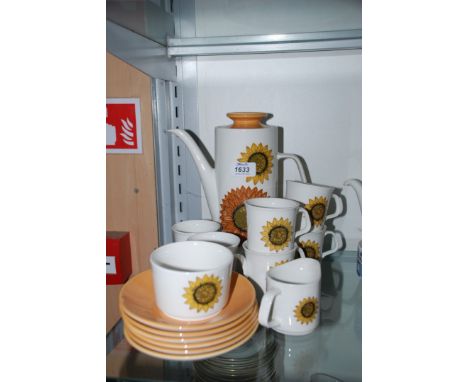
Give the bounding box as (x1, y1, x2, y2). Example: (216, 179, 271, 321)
(120, 301, 258, 338)
(126, 316, 258, 354)
(125, 306, 259, 350)
(122, 305, 258, 344)
(124, 320, 260, 361)
(120, 271, 256, 331)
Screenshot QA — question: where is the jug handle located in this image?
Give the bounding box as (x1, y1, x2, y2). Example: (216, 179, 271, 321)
(277, 153, 307, 182)
(258, 288, 281, 329)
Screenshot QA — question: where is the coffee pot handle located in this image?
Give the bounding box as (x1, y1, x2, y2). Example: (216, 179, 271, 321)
(277, 153, 307, 182)
(258, 288, 281, 328)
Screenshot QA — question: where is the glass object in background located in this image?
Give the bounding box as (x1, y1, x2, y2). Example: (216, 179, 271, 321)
(343, 179, 362, 277)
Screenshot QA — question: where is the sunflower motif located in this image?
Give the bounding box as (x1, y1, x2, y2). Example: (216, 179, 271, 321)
(238, 143, 273, 185)
(261, 217, 293, 252)
(299, 239, 321, 260)
(220, 186, 268, 239)
(305, 196, 328, 227)
(272, 259, 289, 268)
(183, 274, 223, 313)
(294, 297, 319, 325)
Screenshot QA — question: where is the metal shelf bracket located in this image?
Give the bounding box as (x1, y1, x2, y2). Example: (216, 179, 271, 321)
(167, 29, 361, 57)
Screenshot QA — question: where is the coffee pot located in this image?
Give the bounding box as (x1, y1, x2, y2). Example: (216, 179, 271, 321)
(168, 112, 307, 238)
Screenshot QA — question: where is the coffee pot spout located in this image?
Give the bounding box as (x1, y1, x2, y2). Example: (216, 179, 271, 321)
(168, 129, 220, 221)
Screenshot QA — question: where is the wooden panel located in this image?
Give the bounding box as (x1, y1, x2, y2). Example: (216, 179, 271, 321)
(106, 53, 159, 333)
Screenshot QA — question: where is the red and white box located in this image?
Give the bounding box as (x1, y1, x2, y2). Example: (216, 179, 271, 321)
(106, 231, 132, 285)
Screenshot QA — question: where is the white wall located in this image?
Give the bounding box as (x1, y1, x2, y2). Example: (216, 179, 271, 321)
(195, 0, 361, 37)
(196, 50, 362, 250)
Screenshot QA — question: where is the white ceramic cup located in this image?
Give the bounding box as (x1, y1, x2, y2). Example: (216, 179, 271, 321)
(285, 180, 344, 231)
(150, 241, 233, 320)
(297, 226, 343, 261)
(235, 241, 305, 292)
(171, 220, 221, 242)
(245, 197, 312, 254)
(187, 231, 240, 254)
(259, 258, 321, 335)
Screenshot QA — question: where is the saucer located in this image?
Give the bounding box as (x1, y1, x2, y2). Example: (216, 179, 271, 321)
(125, 318, 259, 355)
(120, 303, 256, 339)
(120, 271, 256, 331)
(124, 321, 259, 361)
(122, 305, 258, 344)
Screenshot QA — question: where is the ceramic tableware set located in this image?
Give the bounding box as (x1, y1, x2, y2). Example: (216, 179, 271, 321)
(120, 241, 258, 361)
(121, 112, 357, 362)
(285, 180, 344, 261)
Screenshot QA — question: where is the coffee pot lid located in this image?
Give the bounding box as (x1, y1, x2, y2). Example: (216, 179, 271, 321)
(227, 112, 268, 129)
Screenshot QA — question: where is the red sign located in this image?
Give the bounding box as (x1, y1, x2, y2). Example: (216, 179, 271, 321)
(106, 98, 142, 154)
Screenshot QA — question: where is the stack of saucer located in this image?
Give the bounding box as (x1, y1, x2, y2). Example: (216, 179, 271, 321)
(120, 270, 258, 361)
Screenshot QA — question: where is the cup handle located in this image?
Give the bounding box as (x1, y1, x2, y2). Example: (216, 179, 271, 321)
(326, 194, 344, 221)
(258, 288, 281, 328)
(297, 246, 306, 258)
(277, 153, 307, 182)
(295, 207, 312, 238)
(234, 253, 249, 276)
(322, 231, 344, 258)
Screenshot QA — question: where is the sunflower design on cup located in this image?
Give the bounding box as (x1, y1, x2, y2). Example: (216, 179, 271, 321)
(237, 143, 273, 185)
(220, 186, 268, 239)
(294, 296, 319, 325)
(183, 274, 223, 313)
(305, 196, 328, 227)
(261, 217, 293, 252)
(298, 239, 321, 260)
